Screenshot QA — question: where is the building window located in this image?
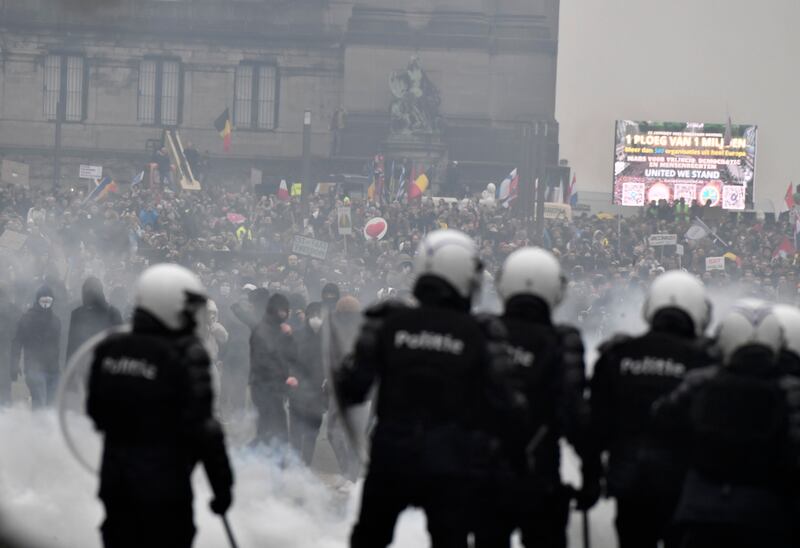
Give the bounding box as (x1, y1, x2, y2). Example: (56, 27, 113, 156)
(234, 63, 277, 130)
(138, 59, 181, 126)
(43, 54, 86, 122)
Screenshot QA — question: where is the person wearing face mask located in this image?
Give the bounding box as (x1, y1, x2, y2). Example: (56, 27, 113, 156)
(249, 293, 298, 446)
(10, 285, 61, 408)
(86, 264, 233, 548)
(287, 302, 326, 464)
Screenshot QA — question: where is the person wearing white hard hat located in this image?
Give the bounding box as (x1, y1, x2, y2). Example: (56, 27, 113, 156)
(86, 263, 233, 548)
(655, 299, 794, 548)
(590, 270, 714, 548)
(474, 247, 600, 548)
(334, 229, 523, 548)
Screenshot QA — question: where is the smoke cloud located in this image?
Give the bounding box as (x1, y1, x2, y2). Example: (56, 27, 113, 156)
(0, 405, 616, 547)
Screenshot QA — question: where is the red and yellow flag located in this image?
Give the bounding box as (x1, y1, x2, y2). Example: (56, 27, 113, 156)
(214, 108, 232, 152)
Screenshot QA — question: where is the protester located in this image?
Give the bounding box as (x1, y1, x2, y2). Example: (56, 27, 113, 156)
(9, 286, 61, 408)
(249, 293, 296, 446)
(66, 276, 123, 360)
(288, 301, 326, 465)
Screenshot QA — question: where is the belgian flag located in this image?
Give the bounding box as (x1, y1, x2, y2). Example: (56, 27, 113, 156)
(214, 108, 232, 152)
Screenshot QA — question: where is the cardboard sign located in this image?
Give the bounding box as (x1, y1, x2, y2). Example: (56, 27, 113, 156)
(705, 256, 725, 271)
(337, 206, 352, 236)
(292, 235, 328, 260)
(79, 165, 103, 179)
(676, 244, 684, 256)
(648, 234, 678, 247)
(542, 202, 572, 221)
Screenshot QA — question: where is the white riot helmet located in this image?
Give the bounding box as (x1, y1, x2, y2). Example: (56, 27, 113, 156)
(643, 270, 710, 336)
(770, 304, 800, 358)
(716, 299, 784, 364)
(134, 263, 208, 332)
(413, 229, 482, 300)
(496, 247, 566, 311)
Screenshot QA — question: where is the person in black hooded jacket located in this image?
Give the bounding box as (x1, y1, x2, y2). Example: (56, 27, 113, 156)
(288, 301, 326, 464)
(250, 293, 297, 446)
(10, 285, 61, 408)
(66, 277, 123, 361)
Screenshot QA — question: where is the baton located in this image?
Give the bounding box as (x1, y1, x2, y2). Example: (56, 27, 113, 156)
(221, 514, 239, 548)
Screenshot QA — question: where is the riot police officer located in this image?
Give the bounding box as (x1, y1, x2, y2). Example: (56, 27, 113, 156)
(590, 270, 713, 548)
(761, 303, 800, 545)
(87, 264, 234, 548)
(333, 229, 521, 548)
(655, 299, 794, 548)
(475, 247, 600, 547)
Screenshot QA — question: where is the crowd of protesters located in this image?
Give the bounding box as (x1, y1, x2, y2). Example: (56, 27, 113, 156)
(1, 167, 798, 439)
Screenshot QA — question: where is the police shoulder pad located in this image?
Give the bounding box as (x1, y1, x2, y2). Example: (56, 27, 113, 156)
(364, 299, 410, 319)
(597, 333, 632, 354)
(474, 313, 508, 340)
(177, 336, 211, 364)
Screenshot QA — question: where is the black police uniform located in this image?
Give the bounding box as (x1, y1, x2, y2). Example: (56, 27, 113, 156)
(779, 349, 800, 546)
(654, 346, 794, 548)
(334, 279, 521, 548)
(474, 295, 599, 548)
(87, 310, 233, 548)
(590, 310, 711, 548)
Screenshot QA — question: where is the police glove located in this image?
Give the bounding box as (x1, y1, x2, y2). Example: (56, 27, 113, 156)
(210, 490, 233, 515)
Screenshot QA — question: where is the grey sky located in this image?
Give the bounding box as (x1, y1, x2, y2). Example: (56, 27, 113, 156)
(556, 0, 800, 209)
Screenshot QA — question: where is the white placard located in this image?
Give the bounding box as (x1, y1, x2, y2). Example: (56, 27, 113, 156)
(292, 235, 328, 260)
(648, 234, 678, 247)
(705, 256, 725, 271)
(79, 165, 103, 179)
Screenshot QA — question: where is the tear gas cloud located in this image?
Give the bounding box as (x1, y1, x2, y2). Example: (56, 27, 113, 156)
(0, 406, 433, 548)
(0, 405, 620, 547)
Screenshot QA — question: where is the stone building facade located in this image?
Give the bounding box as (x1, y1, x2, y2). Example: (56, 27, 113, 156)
(0, 0, 560, 190)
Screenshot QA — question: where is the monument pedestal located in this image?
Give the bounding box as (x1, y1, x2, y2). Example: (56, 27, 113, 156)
(383, 133, 447, 192)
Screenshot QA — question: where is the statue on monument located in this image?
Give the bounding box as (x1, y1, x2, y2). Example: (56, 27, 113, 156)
(389, 57, 441, 135)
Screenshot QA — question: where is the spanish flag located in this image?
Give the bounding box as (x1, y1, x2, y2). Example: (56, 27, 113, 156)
(408, 172, 429, 200)
(214, 108, 232, 152)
